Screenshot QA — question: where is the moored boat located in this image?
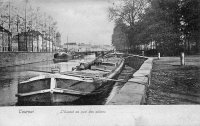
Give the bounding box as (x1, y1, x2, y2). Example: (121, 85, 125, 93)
(53, 52, 73, 63)
(53, 52, 84, 63)
(16, 53, 125, 105)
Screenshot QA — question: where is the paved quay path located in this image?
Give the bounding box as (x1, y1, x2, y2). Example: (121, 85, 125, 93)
(147, 55, 200, 104)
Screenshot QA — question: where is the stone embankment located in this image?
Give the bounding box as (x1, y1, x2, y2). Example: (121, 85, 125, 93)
(107, 55, 153, 105)
(0, 52, 54, 67)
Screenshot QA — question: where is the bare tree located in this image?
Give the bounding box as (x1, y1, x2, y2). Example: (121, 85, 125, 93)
(0, 0, 59, 52)
(109, 0, 149, 28)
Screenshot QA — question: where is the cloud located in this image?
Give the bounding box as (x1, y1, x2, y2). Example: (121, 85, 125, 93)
(30, 0, 114, 45)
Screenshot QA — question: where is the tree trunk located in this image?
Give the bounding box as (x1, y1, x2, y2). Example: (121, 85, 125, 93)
(196, 40, 200, 54)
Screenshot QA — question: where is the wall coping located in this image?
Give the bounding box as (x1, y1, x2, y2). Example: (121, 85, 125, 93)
(107, 56, 154, 105)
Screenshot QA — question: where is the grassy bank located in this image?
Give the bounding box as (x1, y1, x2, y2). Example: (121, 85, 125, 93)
(147, 55, 200, 104)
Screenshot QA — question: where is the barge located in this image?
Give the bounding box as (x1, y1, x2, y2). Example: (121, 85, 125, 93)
(16, 53, 125, 105)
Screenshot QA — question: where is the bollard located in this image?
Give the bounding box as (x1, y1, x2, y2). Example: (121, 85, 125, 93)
(180, 52, 185, 66)
(158, 52, 160, 60)
(95, 52, 98, 57)
(142, 51, 144, 56)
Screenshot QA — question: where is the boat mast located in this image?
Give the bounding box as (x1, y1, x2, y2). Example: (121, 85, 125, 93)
(67, 35, 68, 52)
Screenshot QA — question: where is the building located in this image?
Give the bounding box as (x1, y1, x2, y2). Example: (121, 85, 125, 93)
(78, 43, 92, 52)
(0, 26, 11, 52)
(138, 41, 156, 51)
(11, 34, 19, 52)
(63, 42, 79, 52)
(12, 30, 43, 52)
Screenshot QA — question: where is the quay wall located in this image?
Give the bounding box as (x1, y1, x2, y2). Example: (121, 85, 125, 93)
(0, 52, 54, 67)
(125, 55, 148, 70)
(107, 55, 153, 105)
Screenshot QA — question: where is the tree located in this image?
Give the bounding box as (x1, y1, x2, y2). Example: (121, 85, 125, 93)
(112, 19, 128, 52)
(109, 0, 200, 55)
(133, 0, 182, 55)
(181, 0, 200, 53)
(0, 0, 59, 52)
(108, 0, 149, 51)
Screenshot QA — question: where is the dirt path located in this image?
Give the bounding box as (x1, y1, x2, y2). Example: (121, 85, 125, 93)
(147, 55, 200, 104)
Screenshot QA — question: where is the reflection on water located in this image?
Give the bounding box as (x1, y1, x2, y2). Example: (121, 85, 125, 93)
(0, 54, 95, 106)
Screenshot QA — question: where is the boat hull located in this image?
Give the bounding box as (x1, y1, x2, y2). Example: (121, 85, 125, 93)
(17, 78, 121, 106)
(16, 54, 125, 105)
(53, 58, 71, 63)
(53, 52, 73, 63)
(17, 92, 83, 106)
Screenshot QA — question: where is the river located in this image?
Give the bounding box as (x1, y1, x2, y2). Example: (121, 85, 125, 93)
(0, 54, 95, 106)
(0, 54, 134, 106)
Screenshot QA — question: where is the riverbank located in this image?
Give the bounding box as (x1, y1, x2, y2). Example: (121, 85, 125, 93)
(0, 52, 54, 67)
(147, 55, 200, 104)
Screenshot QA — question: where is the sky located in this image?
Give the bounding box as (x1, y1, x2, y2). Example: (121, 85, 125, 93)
(31, 0, 115, 45)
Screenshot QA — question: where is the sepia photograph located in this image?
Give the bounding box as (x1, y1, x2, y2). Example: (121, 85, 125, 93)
(0, 0, 200, 125)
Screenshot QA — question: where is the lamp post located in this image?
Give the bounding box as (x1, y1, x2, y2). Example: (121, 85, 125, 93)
(8, 0, 11, 51)
(24, 0, 28, 51)
(17, 15, 20, 51)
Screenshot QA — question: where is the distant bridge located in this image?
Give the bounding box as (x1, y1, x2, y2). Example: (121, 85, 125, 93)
(76, 49, 113, 55)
